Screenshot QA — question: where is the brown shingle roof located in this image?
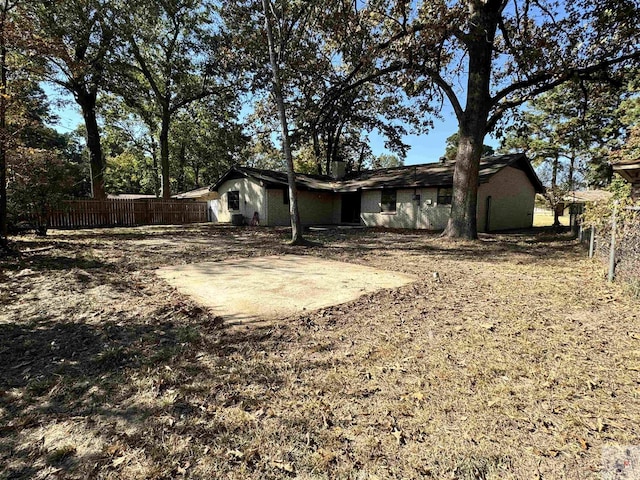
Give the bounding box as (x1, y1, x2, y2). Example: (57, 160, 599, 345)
(210, 154, 545, 193)
(564, 190, 613, 203)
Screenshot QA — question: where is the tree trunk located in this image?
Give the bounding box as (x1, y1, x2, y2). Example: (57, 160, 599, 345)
(78, 91, 106, 199)
(150, 135, 160, 197)
(312, 129, 322, 175)
(444, 127, 485, 239)
(176, 141, 186, 193)
(0, 8, 8, 248)
(443, 3, 498, 240)
(159, 107, 171, 199)
(262, 0, 304, 245)
(551, 153, 560, 227)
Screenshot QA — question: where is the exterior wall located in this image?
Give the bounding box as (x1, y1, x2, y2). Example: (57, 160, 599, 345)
(217, 178, 265, 223)
(477, 166, 535, 231)
(266, 188, 339, 226)
(361, 188, 450, 230)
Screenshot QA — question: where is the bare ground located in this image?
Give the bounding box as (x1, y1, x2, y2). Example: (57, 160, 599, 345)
(1, 225, 639, 479)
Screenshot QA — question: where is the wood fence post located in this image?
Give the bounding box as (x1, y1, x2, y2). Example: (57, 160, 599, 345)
(608, 201, 618, 283)
(589, 225, 595, 259)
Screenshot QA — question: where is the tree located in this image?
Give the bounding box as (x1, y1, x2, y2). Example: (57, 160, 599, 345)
(222, 2, 426, 177)
(322, 0, 639, 239)
(7, 146, 80, 235)
(112, 0, 233, 199)
(0, 0, 17, 248)
(22, 0, 115, 199)
(501, 80, 629, 224)
(169, 100, 247, 192)
(371, 153, 403, 170)
(444, 133, 494, 162)
(260, 0, 304, 244)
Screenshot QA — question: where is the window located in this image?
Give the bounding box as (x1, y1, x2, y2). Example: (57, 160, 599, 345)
(437, 187, 453, 205)
(380, 189, 397, 213)
(227, 190, 240, 211)
(283, 188, 289, 205)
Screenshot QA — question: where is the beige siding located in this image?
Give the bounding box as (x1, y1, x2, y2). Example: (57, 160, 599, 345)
(217, 178, 265, 223)
(361, 188, 450, 230)
(477, 166, 535, 231)
(298, 191, 340, 225)
(265, 189, 340, 226)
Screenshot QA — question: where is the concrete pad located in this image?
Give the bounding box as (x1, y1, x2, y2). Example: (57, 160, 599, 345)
(156, 255, 415, 323)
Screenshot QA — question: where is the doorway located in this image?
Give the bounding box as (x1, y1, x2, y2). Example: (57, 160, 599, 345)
(341, 192, 361, 223)
(485, 196, 492, 232)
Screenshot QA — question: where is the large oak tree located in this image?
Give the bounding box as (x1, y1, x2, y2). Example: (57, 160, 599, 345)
(366, 0, 639, 238)
(22, 0, 115, 199)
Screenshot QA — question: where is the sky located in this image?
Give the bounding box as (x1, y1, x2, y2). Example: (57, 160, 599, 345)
(47, 84, 499, 167)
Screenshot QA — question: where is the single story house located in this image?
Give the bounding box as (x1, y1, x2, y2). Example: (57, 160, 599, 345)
(612, 158, 640, 201)
(210, 153, 544, 232)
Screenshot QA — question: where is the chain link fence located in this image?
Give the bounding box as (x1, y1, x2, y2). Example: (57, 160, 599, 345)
(581, 204, 640, 296)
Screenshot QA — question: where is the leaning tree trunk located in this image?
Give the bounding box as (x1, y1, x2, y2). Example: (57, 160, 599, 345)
(261, 0, 304, 245)
(159, 107, 171, 199)
(78, 91, 106, 199)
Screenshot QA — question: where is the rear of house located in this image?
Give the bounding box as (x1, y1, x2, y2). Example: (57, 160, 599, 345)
(210, 154, 544, 232)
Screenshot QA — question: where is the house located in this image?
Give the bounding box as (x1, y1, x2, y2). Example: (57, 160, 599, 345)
(173, 187, 220, 222)
(210, 153, 544, 232)
(612, 158, 640, 201)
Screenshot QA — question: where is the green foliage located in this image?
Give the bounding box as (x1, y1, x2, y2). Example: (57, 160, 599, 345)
(7, 147, 81, 234)
(370, 153, 404, 170)
(607, 174, 633, 201)
(445, 133, 494, 162)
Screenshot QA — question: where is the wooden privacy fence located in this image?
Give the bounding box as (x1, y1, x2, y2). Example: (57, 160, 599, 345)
(48, 199, 208, 229)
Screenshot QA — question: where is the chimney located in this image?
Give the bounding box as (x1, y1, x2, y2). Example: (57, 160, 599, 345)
(330, 160, 346, 180)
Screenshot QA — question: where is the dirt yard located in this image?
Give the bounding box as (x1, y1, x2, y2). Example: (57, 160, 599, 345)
(1, 225, 639, 479)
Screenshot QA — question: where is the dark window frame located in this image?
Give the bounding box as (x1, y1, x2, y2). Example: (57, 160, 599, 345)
(227, 190, 240, 211)
(283, 188, 289, 205)
(437, 187, 453, 205)
(380, 189, 397, 213)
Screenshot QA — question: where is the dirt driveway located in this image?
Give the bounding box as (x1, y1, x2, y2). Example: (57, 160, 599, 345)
(1, 225, 639, 479)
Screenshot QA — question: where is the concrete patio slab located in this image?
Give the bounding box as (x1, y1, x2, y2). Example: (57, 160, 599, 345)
(156, 255, 415, 324)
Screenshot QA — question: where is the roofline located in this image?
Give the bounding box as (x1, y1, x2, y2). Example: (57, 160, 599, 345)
(210, 154, 545, 193)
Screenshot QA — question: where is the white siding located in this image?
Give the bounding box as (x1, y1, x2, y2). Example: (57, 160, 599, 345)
(217, 178, 266, 224)
(361, 188, 450, 230)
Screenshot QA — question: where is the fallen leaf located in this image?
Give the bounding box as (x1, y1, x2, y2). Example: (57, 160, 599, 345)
(411, 391, 425, 401)
(391, 428, 405, 445)
(271, 460, 295, 473)
(227, 449, 244, 459)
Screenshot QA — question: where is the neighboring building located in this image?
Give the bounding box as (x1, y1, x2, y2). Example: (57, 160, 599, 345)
(173, 187, 220, 222)
(107, 194, 157, 200)
(612, 158, 640, 201)
(560, 190, 613, 216)
(210, 153, 544, 232)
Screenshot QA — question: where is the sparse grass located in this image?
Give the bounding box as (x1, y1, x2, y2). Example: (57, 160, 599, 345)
(533, 212, 571, 227)
(1, 224, 639, 479)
